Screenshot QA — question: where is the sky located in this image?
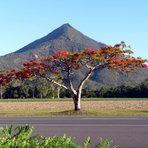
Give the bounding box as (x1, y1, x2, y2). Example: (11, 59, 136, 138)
(0, 0, 148, 59)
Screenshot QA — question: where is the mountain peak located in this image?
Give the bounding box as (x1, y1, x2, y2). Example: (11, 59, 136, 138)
(60, 23, 72, 28)
(47, 23, 75, 39)
(15, 23, 105, 54)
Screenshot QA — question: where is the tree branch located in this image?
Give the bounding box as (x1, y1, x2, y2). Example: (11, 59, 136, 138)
(46, 77, 68, 90)
(77, 68, 93, 99)
(67, 66, 77, 95)
(94, 63, 108, 71)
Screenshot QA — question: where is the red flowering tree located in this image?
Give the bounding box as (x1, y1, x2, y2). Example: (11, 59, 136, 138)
(0, 70, 15, 99)
(2, 42, 147, 110)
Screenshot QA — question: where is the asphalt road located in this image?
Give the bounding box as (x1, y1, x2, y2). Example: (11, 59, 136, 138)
(0, 116, 148, 148)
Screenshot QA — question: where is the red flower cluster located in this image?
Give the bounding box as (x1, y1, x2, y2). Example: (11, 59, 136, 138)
(0, 73, 12, 87)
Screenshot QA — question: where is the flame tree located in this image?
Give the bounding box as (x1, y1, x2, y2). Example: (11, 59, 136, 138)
(1, 42, 147, 110)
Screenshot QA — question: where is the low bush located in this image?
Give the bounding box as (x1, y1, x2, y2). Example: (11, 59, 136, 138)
(0, 125, 120, 148)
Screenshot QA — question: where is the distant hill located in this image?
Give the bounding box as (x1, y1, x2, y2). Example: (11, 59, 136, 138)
(0, 23, 148, 89)
(0, 24, 105, 69)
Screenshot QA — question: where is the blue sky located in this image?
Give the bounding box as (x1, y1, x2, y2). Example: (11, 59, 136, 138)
(0, 0, 148, 59)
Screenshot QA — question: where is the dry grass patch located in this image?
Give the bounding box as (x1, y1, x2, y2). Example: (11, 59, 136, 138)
(0, 101, 148, 116)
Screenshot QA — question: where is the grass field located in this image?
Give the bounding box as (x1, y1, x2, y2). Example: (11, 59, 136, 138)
(1, 108, 148, 117)
(0, 107, 148, 116)
(0, 98, 148, 102)
(0, 98, 148, 116)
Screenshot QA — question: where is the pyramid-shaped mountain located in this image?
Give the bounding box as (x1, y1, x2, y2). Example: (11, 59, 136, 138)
(0, 24, 148, 89)
(0, 24, 105, 70)
(16, 23, 105, 54)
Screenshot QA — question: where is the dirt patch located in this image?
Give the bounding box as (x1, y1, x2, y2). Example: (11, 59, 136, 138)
(0, 101, 148, 110)
(82, 101, 148, 109)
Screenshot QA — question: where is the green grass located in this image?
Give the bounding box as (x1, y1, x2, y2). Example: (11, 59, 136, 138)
(0, 98, 71, 102)
(47, 109, 148, 116)
(1, 108, 148, 117)
(0, 98, 148, 102)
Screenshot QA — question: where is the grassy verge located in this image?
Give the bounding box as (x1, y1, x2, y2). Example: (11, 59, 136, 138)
(0, 98, 71, 102)
(0, 108, 148, 117)
(0, 98, 148, 116)
(0, 98, 148, 102)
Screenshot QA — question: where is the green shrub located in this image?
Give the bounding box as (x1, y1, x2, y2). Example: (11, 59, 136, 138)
(0, 125, 120, 148)
(95, 138, 120, 148)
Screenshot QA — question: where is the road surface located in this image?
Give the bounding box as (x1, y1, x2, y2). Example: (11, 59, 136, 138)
(0, 116, 148, 148)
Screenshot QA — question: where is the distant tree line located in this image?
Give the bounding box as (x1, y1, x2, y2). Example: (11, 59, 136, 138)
(81, 79, 148, 98)
(2, 78, 65, 99)
(1, 78, 148, 99)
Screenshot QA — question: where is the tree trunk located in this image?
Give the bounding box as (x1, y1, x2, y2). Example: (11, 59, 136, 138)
(32, 87, 35, 99)
(0, 85, 3, 99)
(72, 68, 93, 111)
(73, 95, 81, 111)
(57, 87, 60, 99)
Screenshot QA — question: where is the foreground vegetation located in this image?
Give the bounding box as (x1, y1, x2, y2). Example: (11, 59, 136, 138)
(0, 125, 120, 148)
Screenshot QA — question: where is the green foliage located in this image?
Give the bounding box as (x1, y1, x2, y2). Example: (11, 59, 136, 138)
(4, 78, 62, 99)
(95, 138, 120, 148)
(0, 125, 80, 148)
(0, 125, 120, 148)
(83, 136, 91, 148)
(41, 134, 80, 148)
